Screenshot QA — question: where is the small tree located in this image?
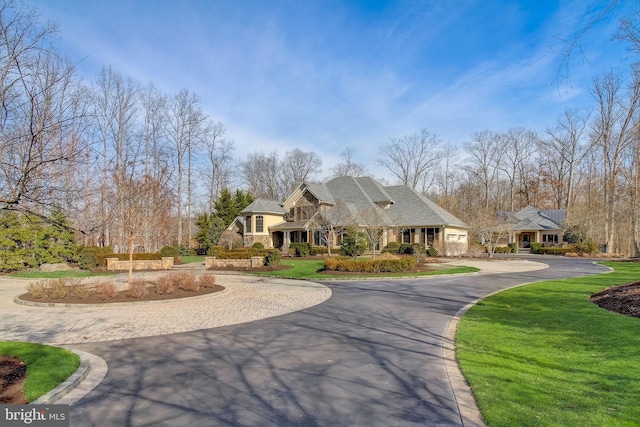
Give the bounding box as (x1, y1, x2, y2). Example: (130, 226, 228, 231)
(309, 199, 352, 256)
(357, 206, 392, 261)
(340, 227, 368, 260)
(468, 213, 514, 258)
(218, 230, 242, 250)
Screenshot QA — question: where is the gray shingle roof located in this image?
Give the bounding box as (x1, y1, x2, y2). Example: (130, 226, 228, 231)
(241, 199, 287, 215)
(304, 181, 335, 204)
(384, 185, 466, 227)
(511, 206, 564, 231)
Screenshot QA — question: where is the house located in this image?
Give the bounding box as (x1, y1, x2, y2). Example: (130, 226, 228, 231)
(507, 206, 566, 249)
(233, 176, 468, 254)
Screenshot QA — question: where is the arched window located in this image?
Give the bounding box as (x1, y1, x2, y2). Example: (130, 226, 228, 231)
(256, 215, 264, 233)
(245, 216, 252, 233)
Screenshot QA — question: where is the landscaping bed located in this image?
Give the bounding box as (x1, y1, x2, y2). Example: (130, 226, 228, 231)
(590, 281, 640, 318)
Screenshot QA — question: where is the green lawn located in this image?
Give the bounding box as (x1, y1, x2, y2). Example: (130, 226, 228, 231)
(180, 255, 205, 264)
(250, 259, 478, 279)
(8, 270, 113, 279)
(456, 261, 640, 427)
(0, 342, 80, 402)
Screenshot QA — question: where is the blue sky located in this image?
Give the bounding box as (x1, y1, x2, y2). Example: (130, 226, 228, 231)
(28, 0, 631, 180)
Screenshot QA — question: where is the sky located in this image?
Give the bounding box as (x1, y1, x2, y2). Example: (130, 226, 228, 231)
(26, 0, 633, 182)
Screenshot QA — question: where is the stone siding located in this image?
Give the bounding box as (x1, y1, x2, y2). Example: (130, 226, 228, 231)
(106, 257, 174, 271)
(205, 256, 264, 269)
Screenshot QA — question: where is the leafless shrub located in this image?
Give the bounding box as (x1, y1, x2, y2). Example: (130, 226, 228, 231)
(154, 276, 175, 295)
(72, 284, 92, 299)
(466, 243, 485, 258)
(47, 279, 69, 299)
(127, 280, 148, 299)
(174, 272, 200, 292)
(95, 283, 118, 300)
(198, 275, 217, 288)
(25, 281, 48, 298)
(446, 241, 468, 257)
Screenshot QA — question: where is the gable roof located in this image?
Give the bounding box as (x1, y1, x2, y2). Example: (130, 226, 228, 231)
(384, 185, 466, 227)
(241, 199, 287, 215)
(511, 206, 565, 231)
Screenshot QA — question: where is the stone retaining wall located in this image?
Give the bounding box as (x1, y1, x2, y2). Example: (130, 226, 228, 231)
(106, 257, 174, 271)
(205, 256, 264, 269)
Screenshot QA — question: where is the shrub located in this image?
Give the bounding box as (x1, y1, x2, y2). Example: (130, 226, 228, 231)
(95, 283, 118, 300)
(324, 256, 416, 273)
(25, 281, 48, 298)
(398, 243, 414, 254)
(160, 245, 179, 257)
(340, 228, 368, 259)
(492, 246, 512, 254)
(47, 279, 69, 299)
(207, 246, 225, 257)
(177, 244, 196, 256)
(72, 284, 92, 299)
(198, 274, 217, 288)
(265, 249, 281, 266)
(537, 247, 572, 255)
(154, 276, 174, 295)
(252, 242, 265, 250)
(312, 246, 328, 255)
(127, 280, 148, 298)
(76, 246, 113, 269)
(572, 240, 599, 254)
(530, 243, 543, 254)
(173, 272, 200, 292)
(290, 242, 312, 257)
(427, 246, 439, 257)
(466, 243, 485, 258)
(383, 242, 400, 253)
(508, 242, 518, 253)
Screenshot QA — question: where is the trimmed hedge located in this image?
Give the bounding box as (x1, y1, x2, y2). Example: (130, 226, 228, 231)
(324, 256, 416, 273)
(537, 247, 573, 255)
(290, 242, 312, 257)
(265, 249, 281, 266)
(216, 248, 268, 259)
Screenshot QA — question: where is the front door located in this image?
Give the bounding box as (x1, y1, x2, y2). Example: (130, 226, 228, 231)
(521, 233, 531, 248)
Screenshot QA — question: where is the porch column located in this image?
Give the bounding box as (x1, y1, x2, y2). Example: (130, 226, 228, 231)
(284, 232, 290, 246)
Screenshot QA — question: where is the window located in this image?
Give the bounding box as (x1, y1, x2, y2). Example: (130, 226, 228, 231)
(314, 231, 325, 246)
(542, 234, 558, 244)
(402, 229, 411, 243)
(245, 216, 252, 233)
(256, 216, 264, 233)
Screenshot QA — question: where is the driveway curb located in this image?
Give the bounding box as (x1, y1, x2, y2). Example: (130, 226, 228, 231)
(32, 349, 93, 404)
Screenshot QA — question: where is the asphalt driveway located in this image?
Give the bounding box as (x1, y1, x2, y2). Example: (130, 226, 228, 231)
(68, 256, 608, 427)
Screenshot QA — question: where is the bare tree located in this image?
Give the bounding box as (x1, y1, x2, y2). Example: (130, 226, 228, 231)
(282, 148, 322, 194)
(200, 120, 234, 212)
(433, 145, 460, 212)
(463, 131, 504, 214)
(377, 129, 443, 192)
(328, 147, 368, 178)
(499, 128, 538, 211)
(540, 109, 590, 210)
(309, 199, 353, 256)
(164, 89, 204, 246)
(590, 69, 640, 254)
(356, 206, 393, 261)
(0, 1, 88, 221)
(467, 213, 513, 258)
(241, 151, 284, 200)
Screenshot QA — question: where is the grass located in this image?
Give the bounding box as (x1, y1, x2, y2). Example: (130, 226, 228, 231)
(250, 259, 478, 279)
(180, 255, 205, 264)
(0, 341, 80, 402)
(456, 261, 640, 427)
(8, 270, 113, 279)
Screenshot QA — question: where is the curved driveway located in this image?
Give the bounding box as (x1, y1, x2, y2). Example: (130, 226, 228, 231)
(63, 256, 607, 426)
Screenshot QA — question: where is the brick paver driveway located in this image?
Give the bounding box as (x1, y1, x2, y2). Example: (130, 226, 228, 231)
(27, 257, 614, 426)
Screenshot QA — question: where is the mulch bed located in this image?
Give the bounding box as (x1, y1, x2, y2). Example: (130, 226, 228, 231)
(18, 284, 225, 305)
(0, 356, 28, 404)
(590, 282, 640, 318)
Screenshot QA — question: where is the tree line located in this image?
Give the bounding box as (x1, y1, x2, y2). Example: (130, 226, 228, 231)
(2, 0, 640, 259)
